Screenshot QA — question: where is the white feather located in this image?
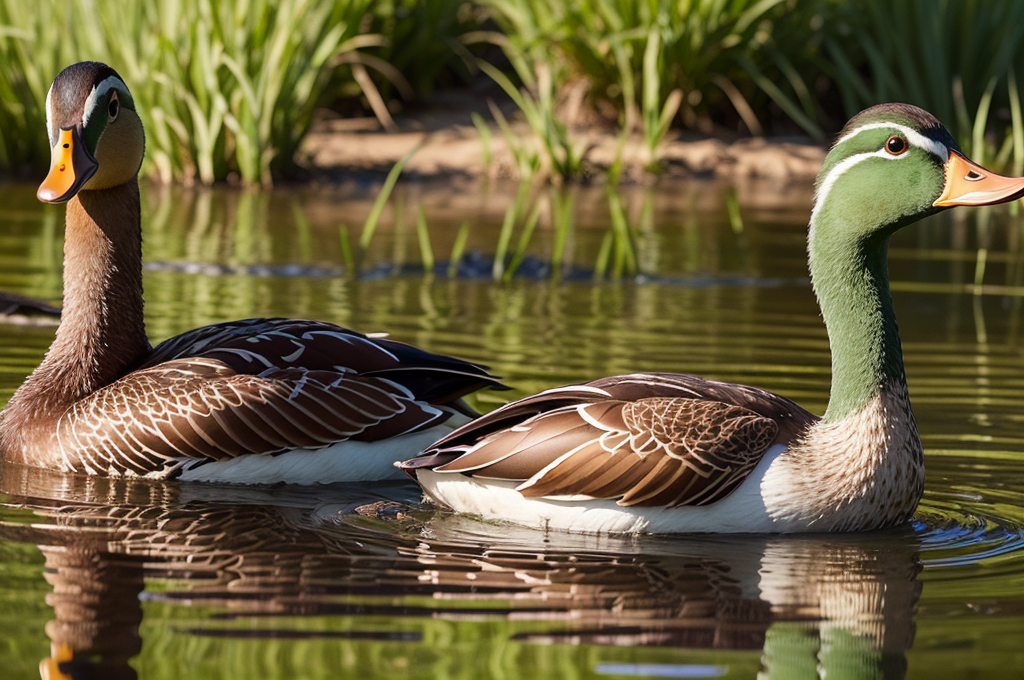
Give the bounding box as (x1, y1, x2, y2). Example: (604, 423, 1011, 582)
(178, 418, 470, 485)
(80, 75, 127, 131)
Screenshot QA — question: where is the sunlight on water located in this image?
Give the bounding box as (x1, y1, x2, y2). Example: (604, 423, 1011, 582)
(1, 180, 1023, 678)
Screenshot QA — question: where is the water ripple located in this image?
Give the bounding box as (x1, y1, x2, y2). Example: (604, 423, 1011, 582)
(913, 454, 1024, 572)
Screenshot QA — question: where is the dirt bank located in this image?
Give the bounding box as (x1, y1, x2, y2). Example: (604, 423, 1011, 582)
(298, 90, 827, 188)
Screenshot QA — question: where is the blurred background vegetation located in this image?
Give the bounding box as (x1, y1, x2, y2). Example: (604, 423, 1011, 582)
(1, 0, 1024, 185)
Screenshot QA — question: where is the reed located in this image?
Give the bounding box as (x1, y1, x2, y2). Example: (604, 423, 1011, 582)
(5, 0, 1024, 186)
(447, 221, 471, 278)
(478, 0, 827, 147)
(0, 0, 386, 185)
(477, 56, 584, 183)
(822, 0, 1024, 170)
(415, 205, 435, 275)
(476, 0, 1024, 175)
(359, 0, 486, 103)
(402, 183, 642, 282)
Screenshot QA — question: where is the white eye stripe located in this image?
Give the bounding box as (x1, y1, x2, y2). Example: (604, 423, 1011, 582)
(810, 123, 951, 234)
(834, 122, 949, 162)
(44, 84, 54, 145)
(81, 75, 129, 132)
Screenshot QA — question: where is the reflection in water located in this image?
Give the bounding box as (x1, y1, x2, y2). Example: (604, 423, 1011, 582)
(0, 465, 921, 680)
(39, 548, 143, 680)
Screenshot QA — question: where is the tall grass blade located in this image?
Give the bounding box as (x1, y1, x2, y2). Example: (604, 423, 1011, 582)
(415, 206, 435, 274)
(606, 189, 637, 278)
(971, 77, 997, 167)
(447, 221, 470, 279)
(471, 111, 493, 171)
(502, 200, 542, 282)
(725, 188, 744, 235)
(594, 230, 613, 280)
(549, 187, 573, 279)
(492, 184, 530, 279)
(1009, 68, 1024, 176)
(359, 145, 419, 251)
(338, 222, 355, 272)
(291, 202, 313, 262)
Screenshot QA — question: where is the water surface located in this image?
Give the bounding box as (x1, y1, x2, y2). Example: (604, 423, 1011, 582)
(1, 179, 1023, 679)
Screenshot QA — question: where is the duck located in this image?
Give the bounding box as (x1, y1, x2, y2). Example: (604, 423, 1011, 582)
(399, 103, 1024, 534)
(0, 61, 503, 484)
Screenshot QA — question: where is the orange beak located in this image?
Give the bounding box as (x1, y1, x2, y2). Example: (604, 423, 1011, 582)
(37, 127, 98, 203)
(933, 151, 1024, 207)
(39, 641, 74, 680)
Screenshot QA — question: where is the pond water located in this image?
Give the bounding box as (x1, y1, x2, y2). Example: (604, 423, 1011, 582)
(0, 178, 1023, 679)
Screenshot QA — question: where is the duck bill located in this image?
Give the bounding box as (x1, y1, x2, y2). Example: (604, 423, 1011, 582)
(36, 127, 98, 204)
(933, 151, 1024, 207)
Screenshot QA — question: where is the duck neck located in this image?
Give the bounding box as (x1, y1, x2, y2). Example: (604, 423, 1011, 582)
(808, 222, 906, 423)
(24, 180, 150, 407)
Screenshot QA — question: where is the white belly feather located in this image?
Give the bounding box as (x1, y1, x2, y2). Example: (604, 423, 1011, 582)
(178, 420, 469, 485)
(414, 443, 792, 534)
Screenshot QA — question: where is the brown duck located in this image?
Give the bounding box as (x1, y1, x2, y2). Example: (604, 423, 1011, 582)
(0, 61, 502, 483)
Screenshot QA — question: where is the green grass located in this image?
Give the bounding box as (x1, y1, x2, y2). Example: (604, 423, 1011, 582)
(475, 45, 585, 183)
(466, 0, 836, 181)
(357, 0, 487, 103)
(473, 0, 1024, 178)
(404, 181, 641, 282)
(4, 0, 1024, 184)
(822, 0, 1024, 169)
(478, 0, 829, 146)
(0, 0, 385, 185)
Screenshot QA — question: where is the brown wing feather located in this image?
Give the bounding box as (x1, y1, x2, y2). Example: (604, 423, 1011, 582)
(402, 372, 817, 508)
(57, 358, 448, 477)
(513, 398, 777, 507)
(590, 373, 812, 443)
(142, 318, 504, 406)
(42, 317, 504, 476)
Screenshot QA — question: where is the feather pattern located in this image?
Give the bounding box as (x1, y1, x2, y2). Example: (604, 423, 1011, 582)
(405, 373, 816, 508)
(43, 319, 501, 479)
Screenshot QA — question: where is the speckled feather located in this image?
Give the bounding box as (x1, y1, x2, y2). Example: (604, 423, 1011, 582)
(48, 320, 500, 478)
(404, 373, 816, 508)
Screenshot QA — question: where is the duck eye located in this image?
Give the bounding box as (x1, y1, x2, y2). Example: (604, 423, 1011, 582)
(108, 93, 119, 121)
(885, 135, 907, 155)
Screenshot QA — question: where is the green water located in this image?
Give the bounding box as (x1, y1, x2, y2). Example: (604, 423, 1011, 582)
(1, 179, 1023, 679)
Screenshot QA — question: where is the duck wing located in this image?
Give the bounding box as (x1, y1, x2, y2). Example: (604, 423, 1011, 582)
(57, 358, 459, 477)
(401, 373, 817, 508)
(143, 318, 504, 405)
(50, 318, 503, 477)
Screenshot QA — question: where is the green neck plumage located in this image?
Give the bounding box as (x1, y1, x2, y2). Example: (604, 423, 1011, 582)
(809, 211, 907, 423)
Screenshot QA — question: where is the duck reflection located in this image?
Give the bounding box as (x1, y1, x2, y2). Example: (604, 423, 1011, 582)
(0, 464, 920, 680)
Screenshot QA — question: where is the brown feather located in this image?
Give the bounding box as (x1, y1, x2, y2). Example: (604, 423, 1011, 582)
(404, 373, 817, 508)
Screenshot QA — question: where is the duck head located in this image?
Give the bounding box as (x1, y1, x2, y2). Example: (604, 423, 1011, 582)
(808, 103, 1024, 423)
(812, 103, 1024, 240)
(37, 61, 145, 203)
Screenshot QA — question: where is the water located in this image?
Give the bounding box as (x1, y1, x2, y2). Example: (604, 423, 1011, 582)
(1, 179, 1024, 679)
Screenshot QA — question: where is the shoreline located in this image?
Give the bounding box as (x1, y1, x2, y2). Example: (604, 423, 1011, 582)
(298, 92, 827, 189)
